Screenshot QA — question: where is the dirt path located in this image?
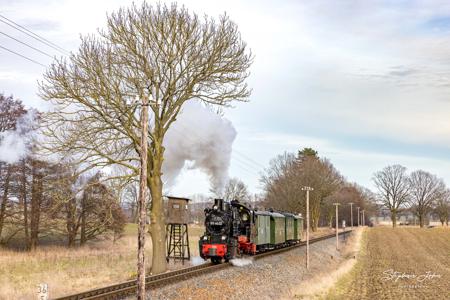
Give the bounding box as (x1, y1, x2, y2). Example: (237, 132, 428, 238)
(326, 227, 450, 300)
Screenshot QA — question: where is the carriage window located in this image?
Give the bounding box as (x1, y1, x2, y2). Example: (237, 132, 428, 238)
(173, 204, 180, 209)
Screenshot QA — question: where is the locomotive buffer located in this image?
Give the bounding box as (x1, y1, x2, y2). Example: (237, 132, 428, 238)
(165, 196, 191, 264)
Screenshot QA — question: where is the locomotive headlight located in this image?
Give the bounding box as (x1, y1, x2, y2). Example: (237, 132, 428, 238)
(221, 235, 227, 240)
(203, 236, 208, 241)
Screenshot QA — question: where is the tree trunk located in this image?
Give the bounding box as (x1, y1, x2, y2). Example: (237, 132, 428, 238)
(80, 194, 87, 246)
(149, 139, 167, 275)
(419, 214, 424, 228)
(149, 174, 166, 274)
(391, 210, 397, 228)
(21, 160, 30, 249)
(310, 204, 320, 232)
(68, 231, 76, 247)
(0, 165, 11, 240)
(30, 162, 43, 250)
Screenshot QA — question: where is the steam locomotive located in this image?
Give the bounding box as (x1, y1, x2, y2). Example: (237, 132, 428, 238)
(199, 199, 303, 263)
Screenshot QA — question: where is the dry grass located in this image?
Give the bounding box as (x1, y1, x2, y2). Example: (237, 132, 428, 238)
(0, 223, 204, 300)
(290, 227, 364, 299)
(326, 226, 450, 300)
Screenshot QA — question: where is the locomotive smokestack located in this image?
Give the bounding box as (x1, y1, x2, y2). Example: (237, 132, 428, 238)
(214, 198, 224, 211)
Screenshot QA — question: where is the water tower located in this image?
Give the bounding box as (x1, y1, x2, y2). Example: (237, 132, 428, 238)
(165, 196, 191, 263)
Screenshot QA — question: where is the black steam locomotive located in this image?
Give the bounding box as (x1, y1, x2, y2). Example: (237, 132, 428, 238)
(199, 199, 303, 263)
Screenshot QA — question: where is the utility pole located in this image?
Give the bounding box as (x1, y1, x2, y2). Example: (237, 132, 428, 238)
(362, 210, 365, 226)
(334, 203, 340, 250)
(302, 186, 313, 269)
(137, 94, 149, 300)
(349, 202, 354, 230)
(357, 207, 360, 227)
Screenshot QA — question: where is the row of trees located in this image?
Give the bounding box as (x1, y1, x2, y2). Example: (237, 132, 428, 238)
(373, 164, 450, 227)
(261, 148, 375, 230)
(0, 94, 126, 249)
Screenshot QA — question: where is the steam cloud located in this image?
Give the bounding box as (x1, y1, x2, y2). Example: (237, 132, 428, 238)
(162, 101, 237, 194)
(230, 258, 253, 267)
(0, 111, 35, 164)
(190, 256, 206, 266)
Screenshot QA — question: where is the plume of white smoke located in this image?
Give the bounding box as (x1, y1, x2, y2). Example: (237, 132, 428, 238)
(162, 101, 237, 194)
(190, 256, 206, 266)
(0, 110, 36, 163)
(230, 258, 253, 267)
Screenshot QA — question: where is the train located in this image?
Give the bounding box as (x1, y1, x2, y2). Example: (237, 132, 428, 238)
(199, 199, 303, 263)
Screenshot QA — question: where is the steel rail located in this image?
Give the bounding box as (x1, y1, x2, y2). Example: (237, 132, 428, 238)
(54, 230, 352, 300)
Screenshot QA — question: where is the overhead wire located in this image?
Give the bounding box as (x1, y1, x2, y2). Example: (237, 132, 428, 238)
(0, 44, 46, 67)
(0, 30, 55, 59)
(0, 14, 69, 55)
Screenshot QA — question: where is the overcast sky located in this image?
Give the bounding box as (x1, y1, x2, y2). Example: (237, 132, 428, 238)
(2, 0, 450, 197)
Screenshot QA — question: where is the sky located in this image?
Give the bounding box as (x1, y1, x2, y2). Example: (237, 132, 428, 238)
(2, 0, 450, 198)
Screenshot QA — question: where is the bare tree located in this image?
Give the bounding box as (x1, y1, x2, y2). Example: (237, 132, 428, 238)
(223, 177, 250, 202)
(39, 2, 252, 275)
(435, 189, 449, 226)
(373, 165, 410, 228)
(261, 152, 302, 213)
(0, 94, 27, 241)
(261, 149, 343, 231)
(301, 156, 343, 231)
(122, 182, 139, 223)
(408, 170, 445, 228)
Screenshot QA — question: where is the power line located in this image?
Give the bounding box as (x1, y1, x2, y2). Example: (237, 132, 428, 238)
(0, 14, 69, 56)
(0, 44, 46, 67)
(0, 31, 54, 59)
(233, 148, 267, 169)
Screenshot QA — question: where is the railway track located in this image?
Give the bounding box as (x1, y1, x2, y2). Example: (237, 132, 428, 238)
(54, 230, 352, 300)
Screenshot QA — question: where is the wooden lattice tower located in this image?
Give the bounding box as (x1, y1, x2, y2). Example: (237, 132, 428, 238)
(165, 196, 190, 263)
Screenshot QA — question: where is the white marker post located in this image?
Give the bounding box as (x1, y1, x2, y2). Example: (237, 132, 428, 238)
(357, 207, 360, 227)
(349, 202, 354, 230)
(37, 283, 48, 300)
(334, 203, 340, 250)
(302, 186, 313, 269)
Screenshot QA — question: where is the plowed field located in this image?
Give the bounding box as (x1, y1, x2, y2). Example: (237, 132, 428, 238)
(327, 227, 450, 300)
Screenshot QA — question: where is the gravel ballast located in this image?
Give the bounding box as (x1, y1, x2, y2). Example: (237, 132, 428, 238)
(142, 232, 355, 300)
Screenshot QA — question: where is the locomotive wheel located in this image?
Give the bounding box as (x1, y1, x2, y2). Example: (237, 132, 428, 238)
(211, 257, 221, 264)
